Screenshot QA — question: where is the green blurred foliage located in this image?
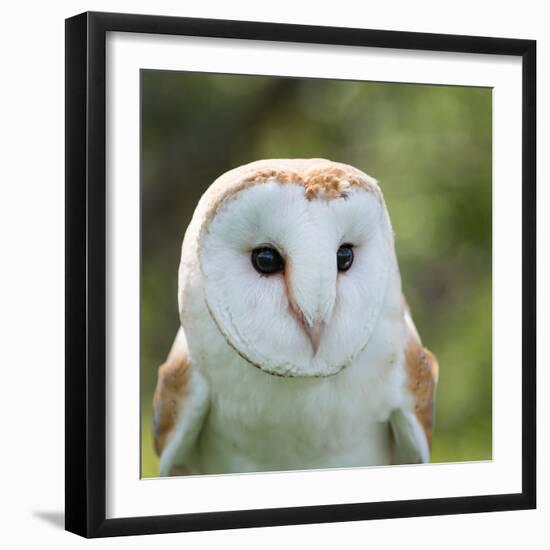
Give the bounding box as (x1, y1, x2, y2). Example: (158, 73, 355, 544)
(141, 70, 492, 477)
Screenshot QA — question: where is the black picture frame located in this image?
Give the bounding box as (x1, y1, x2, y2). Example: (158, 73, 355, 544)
(65, 11, 536, 538)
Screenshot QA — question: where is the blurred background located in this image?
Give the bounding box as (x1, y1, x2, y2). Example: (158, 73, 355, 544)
(141, 70, 492, 478)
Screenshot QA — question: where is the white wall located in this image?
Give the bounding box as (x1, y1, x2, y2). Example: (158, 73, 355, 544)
(0, 1, 546, 547)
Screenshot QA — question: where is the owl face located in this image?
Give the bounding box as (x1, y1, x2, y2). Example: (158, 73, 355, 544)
(193, 161, 398, 377)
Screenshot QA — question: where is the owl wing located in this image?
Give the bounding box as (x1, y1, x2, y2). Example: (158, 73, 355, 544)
(389, 304, 439, 464)
(152, 327, 210, 476)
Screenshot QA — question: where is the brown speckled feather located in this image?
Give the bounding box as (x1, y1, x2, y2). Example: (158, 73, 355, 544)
(404, 311, 439, 448)
(152, 328, 192, 456)
(193, 159, 382, 240)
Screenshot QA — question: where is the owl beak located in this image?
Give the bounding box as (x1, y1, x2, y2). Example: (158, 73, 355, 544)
(305, 320, 323, 355)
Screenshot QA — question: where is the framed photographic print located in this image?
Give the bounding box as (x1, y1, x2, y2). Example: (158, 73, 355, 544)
(65, 11, 536, 538)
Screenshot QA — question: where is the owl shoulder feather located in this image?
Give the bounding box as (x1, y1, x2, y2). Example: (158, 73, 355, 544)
(390, 299, 439, 463)
(153, 327, 210, 475)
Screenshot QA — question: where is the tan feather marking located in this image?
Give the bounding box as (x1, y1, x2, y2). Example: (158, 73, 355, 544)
(152, 331, 191, 456)
(198, 159, 381, 233)
(404, 336, 439, 447)
(239, 164, 375, 200)
(303, 165, 370, 200)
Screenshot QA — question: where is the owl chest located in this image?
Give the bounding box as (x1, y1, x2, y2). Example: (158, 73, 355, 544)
(183, 287, 405, 473)
(192, 362, 395, 473)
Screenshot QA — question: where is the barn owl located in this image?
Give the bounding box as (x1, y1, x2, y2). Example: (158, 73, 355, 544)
(153, 159, 438, 476)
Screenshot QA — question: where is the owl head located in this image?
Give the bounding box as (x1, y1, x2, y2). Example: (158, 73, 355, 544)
(179, 159, 401, 378)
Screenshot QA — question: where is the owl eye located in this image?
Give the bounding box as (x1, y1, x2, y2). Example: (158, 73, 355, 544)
(251, 246, 284, 275)
(337, 244, 354, 272)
